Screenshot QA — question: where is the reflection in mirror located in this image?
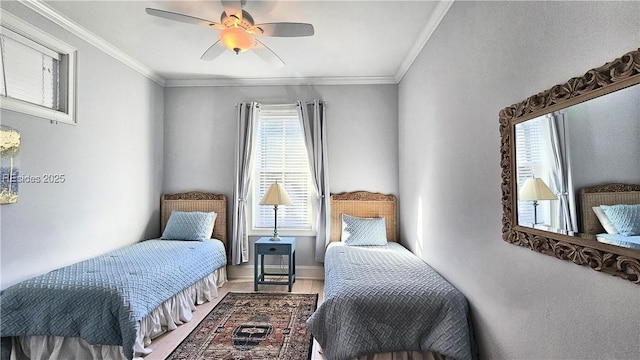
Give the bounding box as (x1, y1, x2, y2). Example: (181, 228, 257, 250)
(580, 184, 640, 250)
(515, 84, 640, 239)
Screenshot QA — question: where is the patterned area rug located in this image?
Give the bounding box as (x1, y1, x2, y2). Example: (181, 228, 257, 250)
(167, 292, 318, 360)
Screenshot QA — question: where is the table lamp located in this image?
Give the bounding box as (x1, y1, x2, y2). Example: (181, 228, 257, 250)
(259, 181, 292, 241)
(519, 177, 557, 225)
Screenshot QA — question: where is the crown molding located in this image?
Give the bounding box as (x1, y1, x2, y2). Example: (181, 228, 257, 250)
(164, 76, 398, 87)
(394, 0, 454, 83)
(17, 0, 165, 86)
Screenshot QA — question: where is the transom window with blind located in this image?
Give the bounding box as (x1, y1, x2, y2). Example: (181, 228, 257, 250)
(250, 105, 316, 235)
(1, 11, 77, 124)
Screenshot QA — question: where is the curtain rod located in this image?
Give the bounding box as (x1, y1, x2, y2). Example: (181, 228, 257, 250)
(236, 101, 326, 108)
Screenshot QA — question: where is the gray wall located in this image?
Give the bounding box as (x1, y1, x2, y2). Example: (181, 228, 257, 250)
(0, 3, 164, 289)
(163, 84, 399, 266)
(398, 2, 640, 359)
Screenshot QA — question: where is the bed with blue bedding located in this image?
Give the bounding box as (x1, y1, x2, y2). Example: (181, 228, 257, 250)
(307, 192, 474, 360)
(0, 192, 228, 360)
(580, 184, 640, 251)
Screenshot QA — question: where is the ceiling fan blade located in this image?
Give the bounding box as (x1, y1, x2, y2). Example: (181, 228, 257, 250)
(253, 40, 284, 68)
(252, 23, 314, 37)
(201, 41, 227, 61)
(145, 8, 223, 29)
(252, 22, 314, 37)
(220, 0, 243, 21)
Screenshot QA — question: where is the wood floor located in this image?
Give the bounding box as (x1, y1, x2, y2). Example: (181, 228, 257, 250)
(144, 278, 326, 360)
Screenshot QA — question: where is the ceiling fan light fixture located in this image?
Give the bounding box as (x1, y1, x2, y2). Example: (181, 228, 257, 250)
(146, 0, 314, 66)
(220, 27, 254, 54)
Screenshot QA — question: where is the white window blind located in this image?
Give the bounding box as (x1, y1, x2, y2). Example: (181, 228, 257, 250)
(253, 107, 314, 231)
(1, 27, 60, 110)
(0, 11, 76, 124)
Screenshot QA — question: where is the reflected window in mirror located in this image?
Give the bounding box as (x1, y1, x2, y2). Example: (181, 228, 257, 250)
(515, 113, 577, 232)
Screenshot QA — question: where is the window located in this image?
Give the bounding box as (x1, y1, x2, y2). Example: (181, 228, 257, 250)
(515, 115, 553, 225)
(250, 105, 316, 235)
(1, 11, 76, 124)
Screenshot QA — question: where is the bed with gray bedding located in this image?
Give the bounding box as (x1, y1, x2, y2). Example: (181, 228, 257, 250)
(307, 242, 473, 360)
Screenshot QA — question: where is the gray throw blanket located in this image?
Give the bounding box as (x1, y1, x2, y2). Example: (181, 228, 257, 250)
(307, 242, 472, 360)
(1, 239, 226, 360)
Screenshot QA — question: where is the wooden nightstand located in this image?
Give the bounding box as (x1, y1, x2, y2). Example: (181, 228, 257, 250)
(254, 237, 296, 292)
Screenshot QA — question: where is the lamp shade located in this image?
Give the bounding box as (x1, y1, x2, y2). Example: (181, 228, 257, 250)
(519, 178, 557, 201)
(260, 182, 292, 206)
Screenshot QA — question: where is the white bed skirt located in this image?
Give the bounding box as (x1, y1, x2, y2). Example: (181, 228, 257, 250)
(11, 267, 227, 360)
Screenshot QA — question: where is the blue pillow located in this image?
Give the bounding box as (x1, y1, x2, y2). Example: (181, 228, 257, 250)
(161, 211, 217, 241)
(341, 214, 387, 246)
(600, 204, 640, 236)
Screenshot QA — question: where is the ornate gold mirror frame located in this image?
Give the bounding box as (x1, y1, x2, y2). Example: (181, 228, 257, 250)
(499, 48, 640, 284)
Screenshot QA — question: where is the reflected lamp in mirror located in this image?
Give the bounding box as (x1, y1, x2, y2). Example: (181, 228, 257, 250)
(520, 178, 557, 225)
(259, 181, 292, 241)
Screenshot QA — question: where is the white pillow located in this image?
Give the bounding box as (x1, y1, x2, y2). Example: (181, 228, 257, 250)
(161, 211, 217, 241)
(341, 214, 387, 246)
(592, 206, 618, 234)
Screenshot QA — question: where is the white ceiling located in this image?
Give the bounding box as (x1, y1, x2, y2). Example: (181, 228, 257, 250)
(33, 1, 452, 85)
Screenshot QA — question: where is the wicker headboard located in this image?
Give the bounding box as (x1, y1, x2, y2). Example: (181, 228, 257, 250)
(580, 184, 640, 235)
(330, 191, 397, 242)
(161, 192, 228, 249)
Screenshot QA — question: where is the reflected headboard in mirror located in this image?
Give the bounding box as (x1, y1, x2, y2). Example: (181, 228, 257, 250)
(499, 48, 640, 284)
(581, 184, 640, 236)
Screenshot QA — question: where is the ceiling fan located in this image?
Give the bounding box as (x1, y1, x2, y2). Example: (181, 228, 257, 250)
(145, 0, 314, 68)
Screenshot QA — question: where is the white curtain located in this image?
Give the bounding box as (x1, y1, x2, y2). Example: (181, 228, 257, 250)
(231, 102, 260, 265)
(297, 100, 330, 262)
(545, 112, 578, 233)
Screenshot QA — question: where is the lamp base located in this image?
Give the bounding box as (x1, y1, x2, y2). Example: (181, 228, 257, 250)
(270, 205, 281, 241)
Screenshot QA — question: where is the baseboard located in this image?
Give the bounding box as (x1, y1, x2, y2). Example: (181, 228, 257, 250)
(227, 264, 324, 280)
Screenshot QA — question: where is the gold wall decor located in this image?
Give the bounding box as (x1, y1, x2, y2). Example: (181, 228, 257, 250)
(0, 125, 20, 204)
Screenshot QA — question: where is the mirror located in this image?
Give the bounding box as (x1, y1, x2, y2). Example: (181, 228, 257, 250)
(515, 85, 640, 233)
(499, 48, 640, 284)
